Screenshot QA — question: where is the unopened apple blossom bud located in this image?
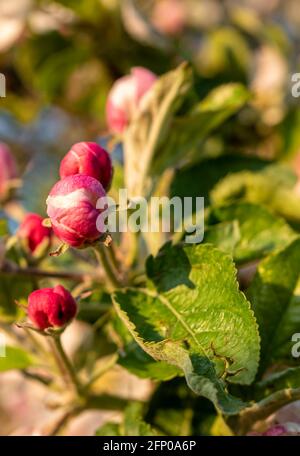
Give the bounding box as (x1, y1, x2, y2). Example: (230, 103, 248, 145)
(59, 142, 113, 191)
(18, 213, 52, 254)
(152, 0, 187, 36)
(46, 174, 106, 248)
(28, 285, 77, 330)
(106, 67, 157, 134)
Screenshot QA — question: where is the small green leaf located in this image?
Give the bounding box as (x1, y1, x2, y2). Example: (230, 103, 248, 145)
(0, 346, 35, 372)
(42, 218, 52, 228)
(113, 244, 260, 414)
(123, 402, 157, 436)
(124, 62, 193, 197)
(95, 423, 121, 436)
(96, 402, 158, 436)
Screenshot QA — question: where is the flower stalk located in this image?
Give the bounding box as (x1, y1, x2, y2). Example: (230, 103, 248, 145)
(48, 335, 82, 397)
(93, 243, 123, 289)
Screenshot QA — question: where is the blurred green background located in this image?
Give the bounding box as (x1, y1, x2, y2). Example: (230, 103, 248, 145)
(1, 0, 300, 212)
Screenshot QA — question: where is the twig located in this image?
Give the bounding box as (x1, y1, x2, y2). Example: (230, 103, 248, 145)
(0, 259, 101, 282)
(229, 387, 300, 435)
(22, 370, 53, 386)
(45, 407, 83, 436)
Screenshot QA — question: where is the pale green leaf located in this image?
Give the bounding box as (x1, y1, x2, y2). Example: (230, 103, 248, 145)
(210, 165, 300, 226)
(206, 203, 296, 263)
(154, 83, 250, 171)
(124, 62, 193, 197)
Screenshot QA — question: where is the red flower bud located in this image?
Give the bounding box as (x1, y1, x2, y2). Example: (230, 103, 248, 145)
(106, 67, 157, 134)
(28, 285, 77, 330)
(0, 142, 17, 199)
(18, 213, 52, 254)
(59, 142, 113, 191)
(46, 174, 106, 248)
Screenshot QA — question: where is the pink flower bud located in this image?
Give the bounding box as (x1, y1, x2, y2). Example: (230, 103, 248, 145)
(0, 142, 17, 199)
(263, 425, 287, 436)
(28, 285, 77, 330)
(46, 174, 106, 248)
(106, 67, 157, 134)
(248, 423, 300, 436)
(18, 213, 52, 254)
(59, 142, 113, 191)
(152, 0, 187, 36)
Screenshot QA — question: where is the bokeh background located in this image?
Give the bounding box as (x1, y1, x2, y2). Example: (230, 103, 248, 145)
(2, 0, 300, 435)
(1, 0, 300, 217)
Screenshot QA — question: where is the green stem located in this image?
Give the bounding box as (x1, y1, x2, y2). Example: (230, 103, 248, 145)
(107, 242, 122, 273)
(48, 336, 82, 396)
(93, 245, 123, 289)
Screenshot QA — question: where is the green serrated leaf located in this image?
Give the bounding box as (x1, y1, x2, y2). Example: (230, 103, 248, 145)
(119, 340, 181, 381)
(248, 237, 300, 373)
(113, 244, 260, 414)
(112, 314, 181, 381)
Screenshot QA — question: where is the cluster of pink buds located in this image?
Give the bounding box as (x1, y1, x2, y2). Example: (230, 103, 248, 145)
(46, 141, 111, 248)
(27, 66, 155, 330)
(20, 141, 113, 329)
